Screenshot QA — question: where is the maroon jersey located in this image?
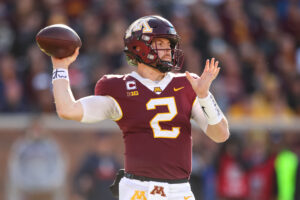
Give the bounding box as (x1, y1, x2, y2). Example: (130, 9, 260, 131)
(95, 72, 197, 179)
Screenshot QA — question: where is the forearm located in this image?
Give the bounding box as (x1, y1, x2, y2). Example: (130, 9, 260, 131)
(53, 79, 83, 121)
(51, 48, 82, 121)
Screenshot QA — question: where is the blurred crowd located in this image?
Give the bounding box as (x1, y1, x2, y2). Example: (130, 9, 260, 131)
(190, 129, 300, 200)
(4, 118, 300, 200)
(0, 0, 299, 117)
(1, 0, 300, 200)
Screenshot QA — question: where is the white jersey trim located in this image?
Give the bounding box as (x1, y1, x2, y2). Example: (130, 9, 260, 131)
(129, 71, 174, 94)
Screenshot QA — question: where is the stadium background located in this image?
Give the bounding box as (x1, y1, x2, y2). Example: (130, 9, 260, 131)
(0, 0, 299, 199)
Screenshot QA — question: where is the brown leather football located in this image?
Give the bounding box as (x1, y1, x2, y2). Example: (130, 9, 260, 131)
(36, 24, 82, 58)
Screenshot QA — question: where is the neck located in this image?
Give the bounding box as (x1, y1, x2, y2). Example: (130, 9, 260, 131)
(137, 63, 166, 81)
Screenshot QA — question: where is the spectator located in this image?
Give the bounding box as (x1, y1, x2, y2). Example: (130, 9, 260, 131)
(244, 131, 276, 200)
(0, 54, 26, 112)
(73, 132, 121, 200)
(274, 132, 299, 200)
(191, 129, 220, 200)
(216, 134, 248, 200)
(6, 116, 67, 200)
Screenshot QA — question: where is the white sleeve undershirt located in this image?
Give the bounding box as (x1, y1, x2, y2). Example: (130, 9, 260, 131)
(79, 95, 122, 123)
(191, 96, 208, 133)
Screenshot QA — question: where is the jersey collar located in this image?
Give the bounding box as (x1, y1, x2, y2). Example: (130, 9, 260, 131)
(129, 71, 174, 94)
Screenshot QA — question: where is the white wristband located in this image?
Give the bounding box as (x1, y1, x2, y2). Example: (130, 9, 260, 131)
(198, 92, 224, 125)
(52, 68, 69, 83)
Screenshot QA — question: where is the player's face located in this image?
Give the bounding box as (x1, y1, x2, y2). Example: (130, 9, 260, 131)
(151, 38, 172, 62)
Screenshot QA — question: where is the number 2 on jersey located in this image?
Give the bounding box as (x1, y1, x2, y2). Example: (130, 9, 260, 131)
(146, 97, 180, 138)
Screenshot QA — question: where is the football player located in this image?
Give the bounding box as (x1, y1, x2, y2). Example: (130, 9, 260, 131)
(51, 15, 230, 200)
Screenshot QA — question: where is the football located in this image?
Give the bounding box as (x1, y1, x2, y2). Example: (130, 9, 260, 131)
(36, 24, 82, 58)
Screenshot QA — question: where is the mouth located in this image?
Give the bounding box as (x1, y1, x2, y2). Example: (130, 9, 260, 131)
(162, 56, 172, 62)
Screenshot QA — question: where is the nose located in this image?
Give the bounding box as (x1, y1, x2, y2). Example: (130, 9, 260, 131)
(162, 49, 172, 61)
(164, 48, 171, 56)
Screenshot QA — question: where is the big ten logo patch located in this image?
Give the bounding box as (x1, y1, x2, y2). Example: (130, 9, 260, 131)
(127, 91, 139, 96)
(150, 186, 166, 197)
(131, 190, 147, 200)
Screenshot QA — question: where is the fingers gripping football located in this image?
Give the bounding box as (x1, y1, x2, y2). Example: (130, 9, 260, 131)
(51, 47, 80, 69)
(186, 58, 220, 98)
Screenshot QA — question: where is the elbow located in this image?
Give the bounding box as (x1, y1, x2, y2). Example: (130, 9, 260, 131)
(215, 118, 230, 143)
(56, 108, 78, 121)
(56, 104, 82, 121)
(207, 125, 230, 143)
(206, 118, 230, 143)
(56, 108, 71, 120)
(216, 128, 230, 143)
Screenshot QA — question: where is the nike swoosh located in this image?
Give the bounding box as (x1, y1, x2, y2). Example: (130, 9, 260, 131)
(201, 106, 208, 117)
(174, 87, 184, 92)
(184, 196, 192, 200)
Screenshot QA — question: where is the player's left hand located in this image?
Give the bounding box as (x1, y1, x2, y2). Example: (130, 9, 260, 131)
(186, 58, 220, 98)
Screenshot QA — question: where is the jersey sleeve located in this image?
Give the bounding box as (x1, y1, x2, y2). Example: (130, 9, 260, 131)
(191, 96, 208, 132)
(79, 95, 122, 123)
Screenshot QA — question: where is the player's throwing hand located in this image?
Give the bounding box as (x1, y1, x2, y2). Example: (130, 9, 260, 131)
(186, 58, 220, 98)
(51, 47, 80, 69)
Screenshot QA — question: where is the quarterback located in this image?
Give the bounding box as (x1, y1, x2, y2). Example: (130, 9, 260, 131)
(51, 16, 229, 200)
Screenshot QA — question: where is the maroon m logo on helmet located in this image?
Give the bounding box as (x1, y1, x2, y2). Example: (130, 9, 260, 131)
(150, 186, 166, 197)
